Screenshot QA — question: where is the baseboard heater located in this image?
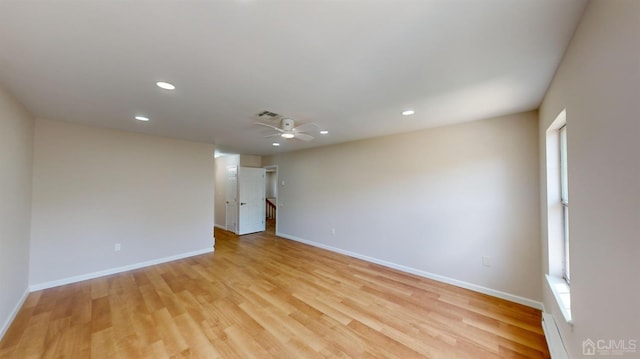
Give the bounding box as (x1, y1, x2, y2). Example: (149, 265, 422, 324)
(542, 312, 569, 359)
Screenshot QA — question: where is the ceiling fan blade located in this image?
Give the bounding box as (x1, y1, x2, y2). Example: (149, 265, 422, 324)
(263, 133, 282, 138)
(254, 122, 283, 132)
(293, 122, 319, 133)
(295, 133, 314, 141)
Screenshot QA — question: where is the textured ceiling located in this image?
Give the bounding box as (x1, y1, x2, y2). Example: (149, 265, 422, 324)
(0, 0, 588, 155)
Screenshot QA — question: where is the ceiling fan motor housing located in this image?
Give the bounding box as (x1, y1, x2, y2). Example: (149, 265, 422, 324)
(281, 118, 295, 131)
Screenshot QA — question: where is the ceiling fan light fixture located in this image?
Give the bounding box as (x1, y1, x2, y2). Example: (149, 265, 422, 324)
(281, 133, 295, 139)
(156, 81, 176, 90)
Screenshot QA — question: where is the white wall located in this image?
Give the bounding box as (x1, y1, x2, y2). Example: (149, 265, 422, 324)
(265, 111, 541, 303)
(0, 84, 34, 339)
(29, 119, 215, 287)
(539, 0, 640, 356)
(239, 155, 262, 168)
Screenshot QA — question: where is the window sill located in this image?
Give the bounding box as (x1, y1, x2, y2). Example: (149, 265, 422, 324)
(546, 274, 572, 324)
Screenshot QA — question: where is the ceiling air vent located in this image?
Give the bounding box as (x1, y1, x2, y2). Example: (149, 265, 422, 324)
(255, 110, 283, 123)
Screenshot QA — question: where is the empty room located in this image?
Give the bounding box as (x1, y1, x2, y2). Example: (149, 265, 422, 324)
(1, 0, 638, 358)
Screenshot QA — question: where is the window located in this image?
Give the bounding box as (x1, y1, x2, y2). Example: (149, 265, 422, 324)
(545, 109, 571, 323)
(559, 125, 570, 283)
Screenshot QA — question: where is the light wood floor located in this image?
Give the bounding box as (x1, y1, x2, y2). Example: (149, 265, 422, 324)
(0, 222, 550, 358)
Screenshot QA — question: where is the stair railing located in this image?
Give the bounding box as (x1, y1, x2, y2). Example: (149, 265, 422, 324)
(266, 198, 276, 220)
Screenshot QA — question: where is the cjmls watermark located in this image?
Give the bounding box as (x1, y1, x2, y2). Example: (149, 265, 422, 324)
(583, 338, 637, 356)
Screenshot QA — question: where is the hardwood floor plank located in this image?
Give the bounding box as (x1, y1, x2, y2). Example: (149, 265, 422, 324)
(0, 302, 34, 350)
(90, 296, 111, 334)
(90, 328, 117, 359)
(90, 278, 110, 301)
(172, 313, 221, 358)
(143, 340, 170, 358)
(129, 310, 160, 349)
(224, 325, 272, 359)
(347, 319, 426, 358)
(0, 223, 550, 358)
(251, 328, 300, 358)
(152, 308, 189, 357)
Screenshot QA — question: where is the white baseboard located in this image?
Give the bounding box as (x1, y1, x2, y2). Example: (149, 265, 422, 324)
(542, 312, 569, 359)
(29, 247, 214, 292)
(0, 288, 29, 342)
(277, 231, 543, 310)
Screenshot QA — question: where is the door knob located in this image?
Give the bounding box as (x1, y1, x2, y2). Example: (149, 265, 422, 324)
(240, 202, 247, 205)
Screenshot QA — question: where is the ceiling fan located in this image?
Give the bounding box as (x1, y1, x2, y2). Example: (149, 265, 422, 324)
(254, 118, 318, 141)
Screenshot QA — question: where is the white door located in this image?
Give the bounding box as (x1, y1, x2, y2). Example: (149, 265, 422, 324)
(225, 166, 238, 233)
(237, 167, 266, 235)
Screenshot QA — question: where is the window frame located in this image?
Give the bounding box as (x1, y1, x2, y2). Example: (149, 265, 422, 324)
(545, 109, 572, 324)
(559, 125, 570, 284)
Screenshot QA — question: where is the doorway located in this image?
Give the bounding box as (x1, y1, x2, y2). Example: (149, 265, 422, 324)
(264, 165, 278, 235)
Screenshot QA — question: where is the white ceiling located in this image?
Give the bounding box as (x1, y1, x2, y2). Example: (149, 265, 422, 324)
(0, 0, 587, 156)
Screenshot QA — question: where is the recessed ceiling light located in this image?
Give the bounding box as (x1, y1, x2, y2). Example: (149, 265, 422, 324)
(156, 81, 175, 90)
(320, 130, 329, 135)
(272, 142, 280, 146)
(402, 110, 415, 116)
(135, 116, 149, 121)
(281, 133, 295, 139)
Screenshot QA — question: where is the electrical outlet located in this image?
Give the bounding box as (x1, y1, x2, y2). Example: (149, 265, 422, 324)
(115, 243, 121, 252)
(482, 256, 491, 267)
